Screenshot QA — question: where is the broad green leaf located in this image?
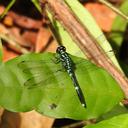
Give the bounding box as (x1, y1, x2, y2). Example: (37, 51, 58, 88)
(0, 53, 124, 120)
(47, 0, 121, 71)
(84, 114, 128, 128)
(109, 0, 128, 52)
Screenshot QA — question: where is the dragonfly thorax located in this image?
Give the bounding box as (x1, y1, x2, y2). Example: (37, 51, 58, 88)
(56, 46, 66, 54)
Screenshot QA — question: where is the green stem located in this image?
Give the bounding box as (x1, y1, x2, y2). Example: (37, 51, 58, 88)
(0, 0, 16, 19)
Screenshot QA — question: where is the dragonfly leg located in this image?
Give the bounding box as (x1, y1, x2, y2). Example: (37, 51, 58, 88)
(51, 55, 60, 64)
(56, 68, 66, 72)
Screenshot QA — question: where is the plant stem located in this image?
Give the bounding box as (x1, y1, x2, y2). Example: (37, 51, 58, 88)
(98, 0, 128, 21)
(60, 119, 96, 128)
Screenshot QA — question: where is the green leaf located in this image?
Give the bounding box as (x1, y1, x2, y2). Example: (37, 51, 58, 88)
(84, 114, 128, 128)
(0, 53, 124, 120)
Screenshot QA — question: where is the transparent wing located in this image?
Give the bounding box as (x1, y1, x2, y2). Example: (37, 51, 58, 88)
(17, 57, 102, 77)
(24, 71, 69, 89)
(18, 59, 62, 75)
(19, 61, 98, 90)
(22, 61, 102, 90)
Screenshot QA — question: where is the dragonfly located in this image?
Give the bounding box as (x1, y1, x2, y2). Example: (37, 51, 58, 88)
(18, 46, 115, 108)
(56, 46, 86, 108)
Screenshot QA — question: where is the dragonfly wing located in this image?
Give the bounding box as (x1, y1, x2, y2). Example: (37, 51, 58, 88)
(73, 58, 99, 74)
(71, 49, 115, 73)
(18, 59, 62, 75)
(24, 71, 69, 89)
(18, 60, 53, 68)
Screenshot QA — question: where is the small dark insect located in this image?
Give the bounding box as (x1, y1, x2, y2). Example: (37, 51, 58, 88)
(49, 103, 57, 110)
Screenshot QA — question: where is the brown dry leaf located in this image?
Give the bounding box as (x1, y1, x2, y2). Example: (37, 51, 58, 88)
(85, 3, 116, 32)
(0, 6, 4, 15)
(35, 27, 52, 53)
(3, 15, 13, 26)
(0, 110, 54, 128)
(0, 24, 30, 53)
(0, 108, 4, 124)
(44, 39, 58, 52)
(22, 31, 37, 47)
(9, 27, 31, 48)
(3, 46, 18, 62)
(8, 12, 42, 29)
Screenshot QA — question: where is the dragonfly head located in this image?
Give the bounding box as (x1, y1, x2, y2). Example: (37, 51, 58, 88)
(56, 46, 66, 54)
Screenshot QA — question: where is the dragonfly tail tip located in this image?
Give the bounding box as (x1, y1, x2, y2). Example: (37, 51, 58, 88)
(82, 103, 87, 108)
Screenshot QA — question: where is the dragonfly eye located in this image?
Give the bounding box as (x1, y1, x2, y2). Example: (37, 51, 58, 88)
(56, 46, 66, 53)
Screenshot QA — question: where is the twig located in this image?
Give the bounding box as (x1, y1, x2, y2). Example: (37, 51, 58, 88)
(98, 0, 128, 21)
(0, 33, 29, 54)
(0, 24, 29, 54)
(60, 119, 96, 128)
(40, 0, 128, 97)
